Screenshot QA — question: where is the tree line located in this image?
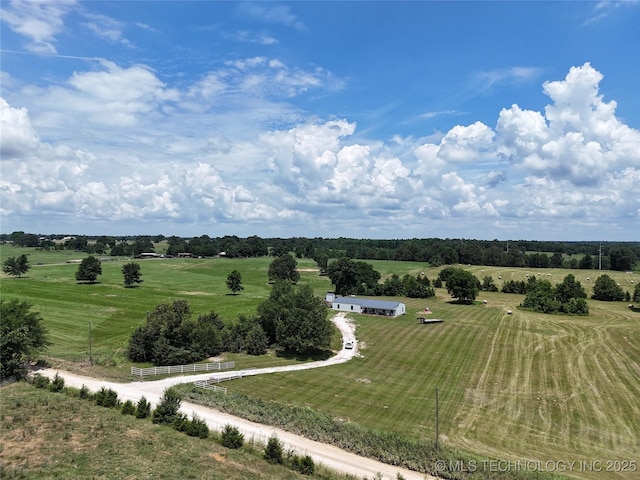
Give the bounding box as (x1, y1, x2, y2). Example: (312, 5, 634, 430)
(4, 231, 638, 271)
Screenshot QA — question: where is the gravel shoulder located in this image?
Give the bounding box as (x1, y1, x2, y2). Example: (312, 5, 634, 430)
(37, 313, 436, 480)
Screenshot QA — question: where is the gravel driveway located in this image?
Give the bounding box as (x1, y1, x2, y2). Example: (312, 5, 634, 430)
(38, 313, 435, 480)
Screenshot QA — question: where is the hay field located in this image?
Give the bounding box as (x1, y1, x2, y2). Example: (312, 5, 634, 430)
(2, 246, 639, 478)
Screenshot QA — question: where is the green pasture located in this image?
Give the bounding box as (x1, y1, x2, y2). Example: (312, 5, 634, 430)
(0, 245, 332, 367)
(2, 245, 639, 479)
(224, 293, 640, 480)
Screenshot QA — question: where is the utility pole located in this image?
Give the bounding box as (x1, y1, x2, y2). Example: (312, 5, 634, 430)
(435, 386, 439, 451)
(599, 243, 602, 271)
(89, 320, 93, 366)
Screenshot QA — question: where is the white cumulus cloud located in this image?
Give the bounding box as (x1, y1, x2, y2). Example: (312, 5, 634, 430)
(1, 62, 638, 239)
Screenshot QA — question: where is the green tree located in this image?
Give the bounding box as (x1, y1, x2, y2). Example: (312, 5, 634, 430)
(521, 275, 589, 315)
(459, 242, 484, 265)
(226, 270, 244, 294)
(264, 434, 284, 464)
(109, 243, 130, 256)
(220, 424, 244, 449)
(313, 250, 329, 274)
(483, 246, 505, 266)
(404, 273, 434, 298)
(128, 300, 227, 365)
(128, 300, 192, 365)
(2, 254, 31, 278)
(152, 388, 182, 425)
(592, 274, 625, 301)
(555, 274, 587, 304)
(327, 257, 381, 295)
(65, 236, 88, 251)
(481, 275, 498, 292)
(505, 248, 525, 267)
(550, 252, 564, 268)
(268, 254, 300, 283)
(245, 324, 269, 355)
(383, 274, 404, 296)
(257, 281, 294, 344)
(521, 279, 559, 313)
(75, 256, 102, 283)
(1, 299, 50, 380)
(122, 262, 143, 287)
(95, 387, 120, 408)
(136, 396, 152, 419)
(354, 261, 381, 294)
(633, 284, 640, 303)
(438, 266, 460, 284)
(609, 247, 636, 271)
(132, 236, 155, 256)
(446, 269, 480, 303)
(292, 455, 315, 475)
(189, 312, 226, 359)
(327, 257, 359, 295)
(275, 285, 333, 353)
(579, 254, 593, 269)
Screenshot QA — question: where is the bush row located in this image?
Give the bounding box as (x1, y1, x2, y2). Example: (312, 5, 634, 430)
(30, 374, 208, 439)
(28, 374, 315, 475)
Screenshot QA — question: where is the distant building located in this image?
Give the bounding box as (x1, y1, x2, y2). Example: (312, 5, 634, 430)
(325, 293, 406, 317)
(138, 252, 161, 258)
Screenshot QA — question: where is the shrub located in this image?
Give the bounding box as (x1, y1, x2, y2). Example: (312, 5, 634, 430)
(152, 388, 181, 425)
(186, 414, 210, 439)
(49, 373, 65, 392)
(173, 412, 189, 432)
(121, 400, 136, 415)
(291, 454, 315, 475)
(31, 373, 50, 389)
(79, 384, 92, 399)
(264, 434, 284, 464)
(95, 387, 120, 408)
(135, 396, 152, 419)
(220, 424, 244, 449)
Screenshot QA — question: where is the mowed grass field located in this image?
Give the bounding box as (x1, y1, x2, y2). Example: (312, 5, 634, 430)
(0, 245, 330, 370)
(2, 245, 639, 479)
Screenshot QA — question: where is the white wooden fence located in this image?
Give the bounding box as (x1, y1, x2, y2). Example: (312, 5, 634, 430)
(130, 361, 235, 378)
(193, 372, 244, 394)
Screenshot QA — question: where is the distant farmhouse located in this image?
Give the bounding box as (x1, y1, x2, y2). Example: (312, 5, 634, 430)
(326, 293, 406, 317)
(137, 252, 162, 259)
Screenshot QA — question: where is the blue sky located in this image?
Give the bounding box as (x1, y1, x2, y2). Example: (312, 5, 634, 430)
(1, 1, 639, 241)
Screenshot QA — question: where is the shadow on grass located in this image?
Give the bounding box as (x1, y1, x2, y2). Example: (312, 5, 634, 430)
(446, 299, 478, 306)
(276, 348, 333, 362)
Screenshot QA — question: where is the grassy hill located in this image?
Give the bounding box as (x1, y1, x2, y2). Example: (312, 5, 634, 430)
(0, 382, 343, 480)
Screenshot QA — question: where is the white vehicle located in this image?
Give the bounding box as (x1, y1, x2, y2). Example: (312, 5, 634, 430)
(345, 341, 354, 349)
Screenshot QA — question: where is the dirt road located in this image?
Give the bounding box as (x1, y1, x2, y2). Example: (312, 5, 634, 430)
(38, 313, 436, 480)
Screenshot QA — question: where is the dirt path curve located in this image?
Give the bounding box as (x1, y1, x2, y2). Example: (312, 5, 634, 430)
(37, 313, 436, 480)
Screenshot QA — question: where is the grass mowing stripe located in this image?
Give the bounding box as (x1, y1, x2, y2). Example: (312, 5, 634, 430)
(3, 249, 639, 479)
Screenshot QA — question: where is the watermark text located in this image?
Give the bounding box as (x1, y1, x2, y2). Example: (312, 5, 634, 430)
(433, 459, 637, 474)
